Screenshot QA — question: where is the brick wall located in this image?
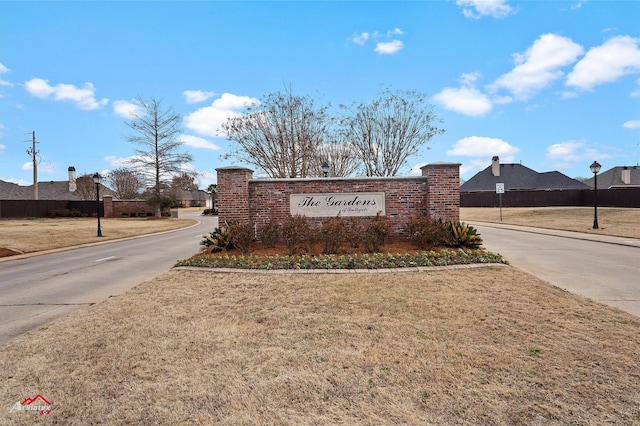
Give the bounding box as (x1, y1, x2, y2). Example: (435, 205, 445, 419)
(103, 196, 156, 218)
(216, 163, 460, 241)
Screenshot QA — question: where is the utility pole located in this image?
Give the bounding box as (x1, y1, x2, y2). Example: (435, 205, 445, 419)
(26, 131, 39, 200)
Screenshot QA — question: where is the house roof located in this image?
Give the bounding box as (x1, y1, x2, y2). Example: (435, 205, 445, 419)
(0, 179, 118, 200)
(461, 163, 590, 193)
(583, 166, 640, 189)
(0, 180, 83, 200)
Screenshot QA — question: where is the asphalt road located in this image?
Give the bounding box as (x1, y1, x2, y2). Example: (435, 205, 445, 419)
(0, 212, 218, 344)
(470, 221, 640, 317)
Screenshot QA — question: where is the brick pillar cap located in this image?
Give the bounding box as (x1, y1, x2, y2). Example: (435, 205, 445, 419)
(421, 162, 461, 169)
(215, 166, 254, 173)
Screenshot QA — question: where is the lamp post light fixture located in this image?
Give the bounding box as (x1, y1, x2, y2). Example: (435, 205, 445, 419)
(321, 161, 329, 178)
(589, 161, 601, 230)
(92, 172, 103, 237)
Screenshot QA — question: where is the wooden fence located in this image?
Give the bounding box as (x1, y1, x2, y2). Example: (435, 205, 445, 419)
(461, 188, 640, 208)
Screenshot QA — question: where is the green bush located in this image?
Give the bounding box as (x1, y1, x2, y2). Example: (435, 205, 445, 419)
(319, 216, 346, 254)
(407, 216, 452, 250)
(447, 221, 483, 247)
(200, 221, 237, 253)
(363, 213, 391, 252)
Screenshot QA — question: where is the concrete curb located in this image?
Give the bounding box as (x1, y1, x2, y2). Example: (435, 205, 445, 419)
(174, 263, 509, 274)
(468, 221, 640, 248)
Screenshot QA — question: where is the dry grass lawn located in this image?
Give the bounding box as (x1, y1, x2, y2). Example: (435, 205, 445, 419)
(1, 267, 639, 425)
(461, 207, 640, 239)
(0, 217, 197, 254)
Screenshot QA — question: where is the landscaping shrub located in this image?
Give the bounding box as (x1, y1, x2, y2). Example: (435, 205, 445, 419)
(363, 213, 391, 252)
(281, 214, 315, 255)
(48, 208, 84, 218)
(259, 218, 280, 248)
(230, 222, 255, 254)
(407, 216, 452, 250)
(447, 221, 483, 247)
(344, 217, 364, 248)
(319, 216, 346, 254)
(200, 221, 237, 253)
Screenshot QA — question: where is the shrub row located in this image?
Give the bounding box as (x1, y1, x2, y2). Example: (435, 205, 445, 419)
(201, 214, 483, 257)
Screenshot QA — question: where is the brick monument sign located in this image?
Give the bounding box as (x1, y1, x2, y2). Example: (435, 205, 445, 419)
(216, 162, 461, 241)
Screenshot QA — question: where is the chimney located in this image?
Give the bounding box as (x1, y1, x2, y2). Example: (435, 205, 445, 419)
(491, 156, 500, 177)
(68, 166, 77, 192)
(622, 167, 630, 185)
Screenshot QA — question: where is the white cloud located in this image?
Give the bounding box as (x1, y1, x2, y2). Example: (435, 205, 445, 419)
(0, 62, 12, 88)
(433, 73, 493, 116)
(352, 28, 404, 54)
(24, 78, 108, 110)
(456, 0, 514, 19)
(622, 120, 640, 129)
(375, 40, 403, 55)
(180, 135, 221, 151)
(183, 90, 216, 104)
(489, 34, 584, 100)
(566, 36, 640, 91)
(433, 87, 492, 116)
(0, 143, 5, 154)
(545, 140, 609, 163)
(184, 92, 260, 137)
(103, 155, 135, 167)
(447, 136, 520, 161)
(113, 99, 143, 118)
(352, 32, 369, 45)
(22, 161, 56, 174)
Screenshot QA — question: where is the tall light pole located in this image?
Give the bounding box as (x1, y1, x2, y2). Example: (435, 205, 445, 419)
(92, 173, 103, 237)
(589, 161, 601, 230)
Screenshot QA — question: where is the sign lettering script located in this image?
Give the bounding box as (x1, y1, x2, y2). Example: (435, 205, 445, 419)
(290, 192, 385, 217)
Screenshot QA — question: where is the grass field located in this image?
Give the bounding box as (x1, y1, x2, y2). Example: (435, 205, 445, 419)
(461, 207, 640, 239)
(0, 216, 197, 254)
(1, 268, 639, 424)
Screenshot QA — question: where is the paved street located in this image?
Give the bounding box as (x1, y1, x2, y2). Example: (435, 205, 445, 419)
(470, 222, 640, 317)
(0, 212, 218, 344)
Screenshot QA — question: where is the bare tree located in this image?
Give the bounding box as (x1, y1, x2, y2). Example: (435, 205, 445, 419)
(106, 167, 145, 199)
(123, 97, 193, 216)
(314, 141, 360, 177)
(222, 88, 332, 178)
(171, 172, 199, 191)
(340, 88, 445, 176)
(74, 174, 97, 201)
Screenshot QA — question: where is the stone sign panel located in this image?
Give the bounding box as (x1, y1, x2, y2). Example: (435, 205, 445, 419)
(290, 192, 385, 217)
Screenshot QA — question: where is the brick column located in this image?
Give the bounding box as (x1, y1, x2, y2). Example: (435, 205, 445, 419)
(102, 195, 113, 218)
(421, 162, 461, 222)
(215, 166, 253, 225)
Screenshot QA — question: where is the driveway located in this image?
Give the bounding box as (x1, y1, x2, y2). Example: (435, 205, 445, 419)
(470, 221, 640, 317)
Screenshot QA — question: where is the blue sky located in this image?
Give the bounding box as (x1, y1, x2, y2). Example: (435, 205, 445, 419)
(1, 0, 639, 189)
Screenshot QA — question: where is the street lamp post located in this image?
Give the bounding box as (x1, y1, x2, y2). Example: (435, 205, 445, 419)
(589, 161, 601, 230)
(321, 161, 329, 178)
(92, 173, 103, 237)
